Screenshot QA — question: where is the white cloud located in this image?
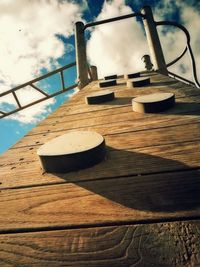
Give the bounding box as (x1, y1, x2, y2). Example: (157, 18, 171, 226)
(9, 98, 55, 124)
(0, 0, 82, 123)
(87, 0, 200, 83)
(154, 1, 200, 81)
(87, 0, 148, 78)
(1, 0, 200, 125)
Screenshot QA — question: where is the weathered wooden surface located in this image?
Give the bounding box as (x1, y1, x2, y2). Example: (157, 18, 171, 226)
(11, 95, 200, 138)
(0, 221, 200, 267)
(0, 72, 200, 266)
(1, 141, 200, 189)
(0, 170, 200, 232)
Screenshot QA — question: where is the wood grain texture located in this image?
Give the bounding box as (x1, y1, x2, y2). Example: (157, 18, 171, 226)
(1, 140, 200, 189)
(47, 84, 200, 122)
(45, 86, 199, 120)
(0, 169, 200, 231)
(0, 73, 200, 191)
(42, 105, 131, 125)
(24, 96, 200, 136)
(9, 119, 200, 150)
(1, 72, 200, 267)
(0, 221, 200, 267)
(4, 120, 200, 153)
(36, 75, 199, 121)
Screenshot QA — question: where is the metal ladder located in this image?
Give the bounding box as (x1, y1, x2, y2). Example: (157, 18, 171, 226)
(0, 5, 199, 119)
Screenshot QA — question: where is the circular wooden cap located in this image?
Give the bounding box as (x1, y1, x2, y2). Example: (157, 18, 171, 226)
(104, 75, 117, 80)
(37, 131, 106, 173)
(132, 93, 175, 113)
(127, 77, 150, 87)
(99, 79, 117, 88)
(86, 90, 115, 104)
(124, 72, 140, 79)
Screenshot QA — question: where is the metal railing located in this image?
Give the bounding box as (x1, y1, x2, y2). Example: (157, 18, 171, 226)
(0, 62, 77, 119)
(76, 5, 199, 89)
(75, 6, 168, 87)
(1, 6, 199, 119)
(156, 21, 200, 88)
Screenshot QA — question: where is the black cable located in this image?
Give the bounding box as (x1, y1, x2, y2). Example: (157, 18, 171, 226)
(156, 21, 200, 88)
(166, 46, 187, 68)
(168, 70, 195, 86)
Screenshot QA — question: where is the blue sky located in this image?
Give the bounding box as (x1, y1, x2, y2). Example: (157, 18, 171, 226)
(0, 0, 199, 154)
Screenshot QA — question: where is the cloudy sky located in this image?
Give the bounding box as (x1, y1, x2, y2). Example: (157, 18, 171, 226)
(0, 0, 199, 154)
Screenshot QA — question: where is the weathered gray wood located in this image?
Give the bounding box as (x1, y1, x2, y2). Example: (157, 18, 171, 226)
(0, 221, 200, 267)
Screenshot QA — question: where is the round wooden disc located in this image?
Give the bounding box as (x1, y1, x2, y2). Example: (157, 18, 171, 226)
(86, 90, 115, 104)
(99, 79, 117, 88)
(127, 77, 150, 87)
(104, 75, 117, 80)
(132, 93, 175, 113)
(124, 72, 140, 79)
(37, 131, 106, 173)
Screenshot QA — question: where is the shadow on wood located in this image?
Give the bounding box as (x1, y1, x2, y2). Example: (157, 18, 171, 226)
(164, 102, 200, 116)
(150, 80, 178, 87)
(101, 97, 133, 105)
(57, 147, 200, 213)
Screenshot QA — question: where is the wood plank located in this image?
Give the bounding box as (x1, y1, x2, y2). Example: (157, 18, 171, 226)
(68, 78, 198, 100)
(0, 221, 200, 266)
(55, 87, 199, 118)
(42, 105, 131, 126)
(42, 97, 199, 127)
(26, 108, 200, 139)
(45, 73, 196, 111)
(105, 122, 200, 149)
(1, 140, 200, 189)
(1, 69, 200, 267)
(45, 78, 200, 120)
(1, 118, 200, 166)
(1, 74, 200, 190)
(9, 120, 200, 150)
(0, 170, 200, 231)
(27, 95, 200, 136)
(62, 141, 200, 182)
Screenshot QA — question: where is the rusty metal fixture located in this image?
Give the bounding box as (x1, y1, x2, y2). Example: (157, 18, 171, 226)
(141, 55, 153, 71)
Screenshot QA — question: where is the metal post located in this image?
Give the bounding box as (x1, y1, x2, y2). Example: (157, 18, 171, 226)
(90, 66, 98, 81)
(141, 6, 168, 75)
(75, 22, 89, 89)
